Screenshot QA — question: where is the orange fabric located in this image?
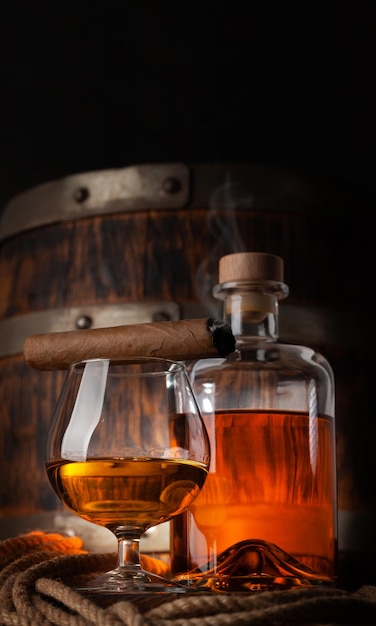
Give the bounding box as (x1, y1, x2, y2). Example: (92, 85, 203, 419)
(0, 530, 169, 576)
(0, 530, 86, 560)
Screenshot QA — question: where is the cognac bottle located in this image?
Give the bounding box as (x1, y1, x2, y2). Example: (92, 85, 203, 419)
(171, 252, 337, 592)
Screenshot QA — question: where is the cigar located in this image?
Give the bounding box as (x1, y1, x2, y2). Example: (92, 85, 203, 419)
(23, 318, 236, 371)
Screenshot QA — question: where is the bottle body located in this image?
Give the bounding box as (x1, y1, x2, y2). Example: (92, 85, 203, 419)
(170, 252, 337, 591)
(171, 346, 337, 590)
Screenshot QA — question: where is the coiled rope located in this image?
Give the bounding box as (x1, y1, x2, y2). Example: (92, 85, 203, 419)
(1, 532, 376, 626)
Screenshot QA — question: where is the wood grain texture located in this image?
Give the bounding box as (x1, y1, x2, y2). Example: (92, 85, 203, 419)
(0, 195, 374, 534)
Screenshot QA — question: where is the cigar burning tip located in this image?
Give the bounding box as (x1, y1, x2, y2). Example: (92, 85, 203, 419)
(207, 318, 236, 357)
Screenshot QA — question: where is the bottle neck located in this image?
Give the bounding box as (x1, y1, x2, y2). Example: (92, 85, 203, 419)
(214, 281, 288, 344)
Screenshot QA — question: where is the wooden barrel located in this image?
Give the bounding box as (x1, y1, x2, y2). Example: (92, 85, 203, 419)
(0, 162, 374, 587)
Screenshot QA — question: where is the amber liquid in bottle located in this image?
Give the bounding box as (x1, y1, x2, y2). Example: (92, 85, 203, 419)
(174, 409, 336, 585)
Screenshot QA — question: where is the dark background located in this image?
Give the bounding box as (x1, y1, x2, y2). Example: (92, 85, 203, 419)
(0, 1, 375, 211)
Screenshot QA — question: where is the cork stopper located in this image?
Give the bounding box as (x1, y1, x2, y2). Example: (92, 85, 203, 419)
(219, 252, 284, 284)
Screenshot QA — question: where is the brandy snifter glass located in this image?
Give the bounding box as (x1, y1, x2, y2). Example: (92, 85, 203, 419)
(45, 357, 210, 596)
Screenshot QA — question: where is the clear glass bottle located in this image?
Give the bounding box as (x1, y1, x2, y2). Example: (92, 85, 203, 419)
(170, 251, 337, 592)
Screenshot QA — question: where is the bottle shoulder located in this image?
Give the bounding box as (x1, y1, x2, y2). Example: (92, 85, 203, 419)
(185, 341, 335, 417)
(186, 341, 334, 380)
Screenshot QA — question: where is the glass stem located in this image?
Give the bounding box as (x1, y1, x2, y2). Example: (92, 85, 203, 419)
(117, 536, 143, 572)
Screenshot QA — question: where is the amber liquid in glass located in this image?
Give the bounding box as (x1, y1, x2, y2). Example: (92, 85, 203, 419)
(46, 457, 208, 529)
(171, 409, 337, 588)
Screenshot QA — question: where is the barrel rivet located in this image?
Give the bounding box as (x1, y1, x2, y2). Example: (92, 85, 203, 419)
(74, 187, 90, 203)
(76, 315, 93, 329)
(162, 177, 181, 194)
(152, 311, 172, 322)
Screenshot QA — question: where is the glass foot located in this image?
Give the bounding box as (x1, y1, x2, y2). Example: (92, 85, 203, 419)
(76, 565, 189, 596)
